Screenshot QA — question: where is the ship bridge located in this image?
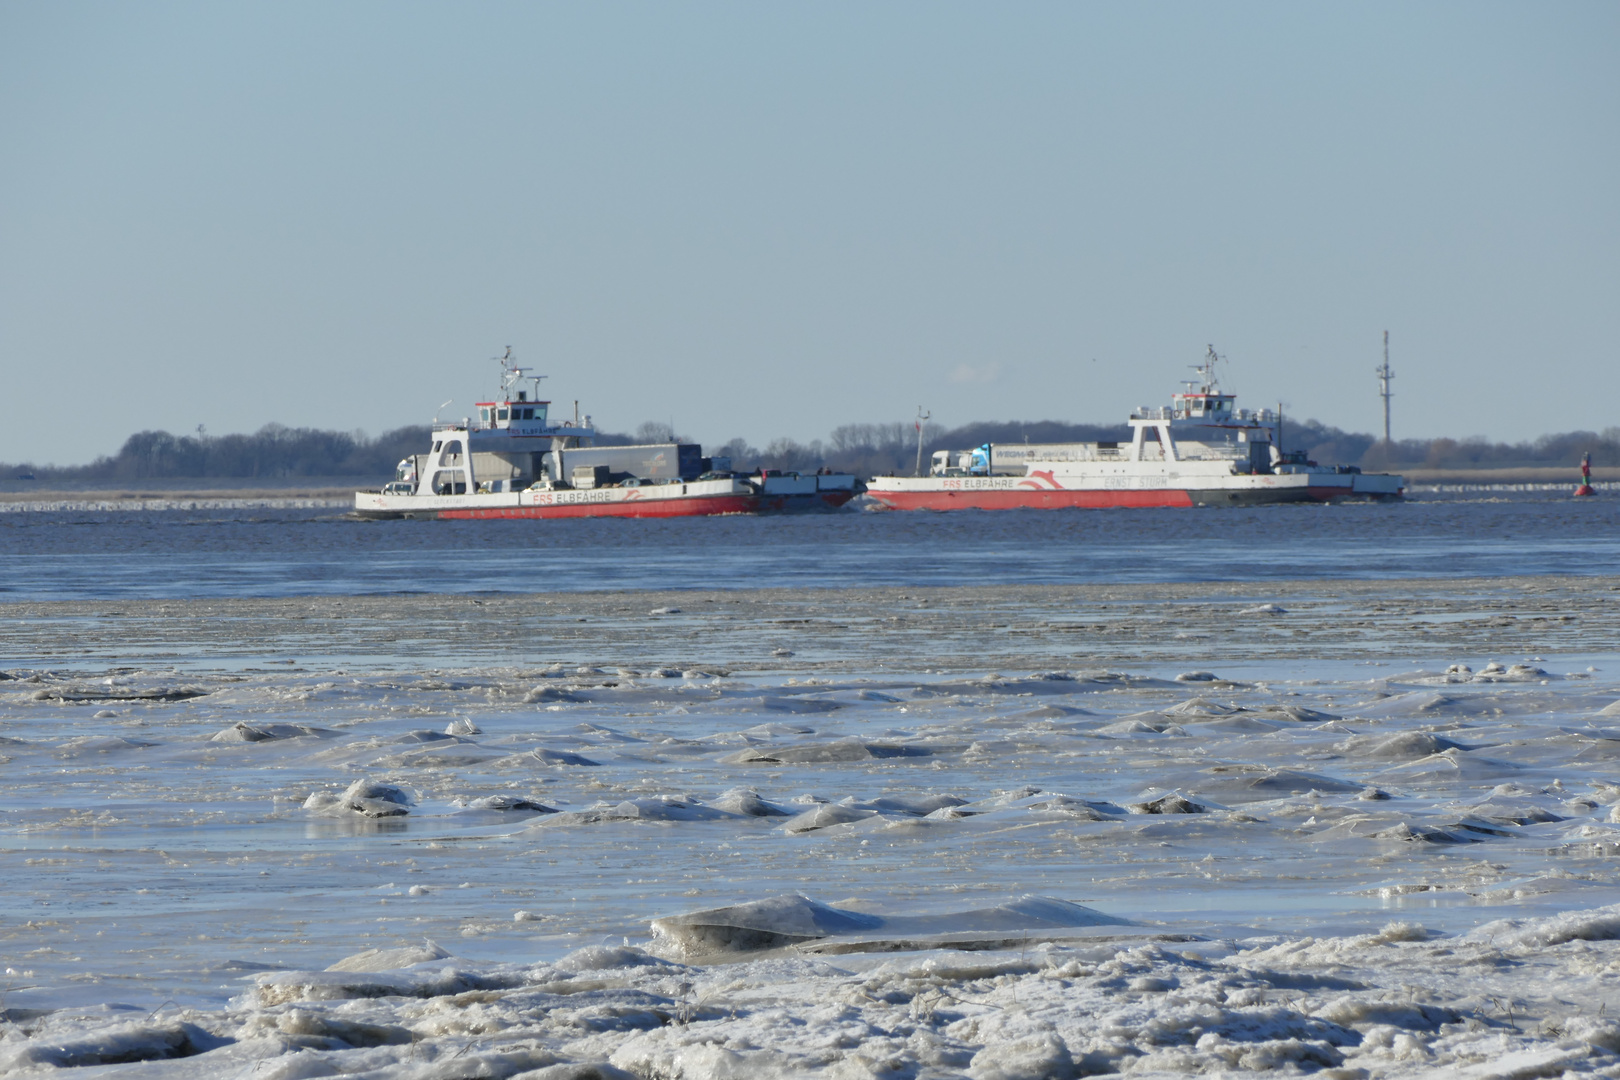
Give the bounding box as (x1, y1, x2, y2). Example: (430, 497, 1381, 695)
(476, 394, 550, 433)
(453, 350, 594, 446)
(417, 349, 598, 496)
(1170, 389, 1235, 419)
(1122, 346, 1280, 469)
(1131, 346, 1274, 434)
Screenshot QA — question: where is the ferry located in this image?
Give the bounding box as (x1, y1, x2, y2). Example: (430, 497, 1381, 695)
(865, 348, 1404, 510)
(354, 351, 861, 520)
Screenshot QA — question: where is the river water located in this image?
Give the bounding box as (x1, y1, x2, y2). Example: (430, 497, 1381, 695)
(2, 487, 1617, 600)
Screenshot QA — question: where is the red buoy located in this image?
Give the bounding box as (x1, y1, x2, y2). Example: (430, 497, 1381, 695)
(1575, 451, 1596, 497)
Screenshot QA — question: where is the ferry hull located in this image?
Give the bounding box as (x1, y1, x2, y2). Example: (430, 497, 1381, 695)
(865, 476, 1402, 511)
(870, 488, 1196, 511)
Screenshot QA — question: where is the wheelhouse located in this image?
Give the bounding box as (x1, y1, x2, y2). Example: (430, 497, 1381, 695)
(477, 394, 550, 431)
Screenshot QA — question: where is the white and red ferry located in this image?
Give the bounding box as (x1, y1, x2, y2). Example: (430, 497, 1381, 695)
(354, 351, 860, 520)
(866, 348, 1403, 511)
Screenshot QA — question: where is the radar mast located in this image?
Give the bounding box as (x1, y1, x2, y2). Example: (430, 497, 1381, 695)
(495, 346, 547, 402)
(1186, 344, 1224, 394)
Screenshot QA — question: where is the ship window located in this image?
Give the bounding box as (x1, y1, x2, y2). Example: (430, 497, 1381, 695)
(480, 408, 491, 423)
(432, 441, 442, 452)
(520, 408, 533, 420)
(497, 407, 509, 421)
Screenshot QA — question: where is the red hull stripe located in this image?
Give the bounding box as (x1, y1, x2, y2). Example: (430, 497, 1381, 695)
(434, 492, 854, 520)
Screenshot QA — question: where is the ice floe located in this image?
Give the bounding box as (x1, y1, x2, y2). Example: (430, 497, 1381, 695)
(648, 893, 1128, 959)
(211, 720, 334, 742)
(303, 778, 415, 817)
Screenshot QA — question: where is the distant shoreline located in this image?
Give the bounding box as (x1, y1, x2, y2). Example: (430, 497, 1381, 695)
(1401, 466, 1616, 483)
(0, 487, 360, 506)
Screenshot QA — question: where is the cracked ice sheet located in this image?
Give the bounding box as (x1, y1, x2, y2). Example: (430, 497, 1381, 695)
(1, 578, 1619, 1076)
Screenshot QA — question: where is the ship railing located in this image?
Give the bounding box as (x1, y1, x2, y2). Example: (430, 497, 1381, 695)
(1134, 406, 1277, 424)
(996, 445, 1124, 464)
(467, 421, 595, 436)
(1175, 442, 1248, 461)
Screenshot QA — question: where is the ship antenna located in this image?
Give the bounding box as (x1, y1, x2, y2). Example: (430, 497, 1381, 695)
(1202, 344, 1223, 391)
(1186, 344, 1223, 394)
(1376, 331, 1395, 445)
(493, 345, 547, 402)
(494, 346, 516, 399)
(914, 407, 931, 477)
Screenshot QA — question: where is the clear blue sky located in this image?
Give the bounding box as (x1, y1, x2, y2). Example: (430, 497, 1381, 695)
(3, 1, 1616, 464)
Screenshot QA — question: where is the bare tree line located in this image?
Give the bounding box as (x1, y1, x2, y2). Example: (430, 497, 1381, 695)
(709, 419, 1619, 474)
(6, 416, 1615, 482)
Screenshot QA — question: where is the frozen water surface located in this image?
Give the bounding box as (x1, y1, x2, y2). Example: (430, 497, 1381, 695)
(3, 575, 1620, 1076)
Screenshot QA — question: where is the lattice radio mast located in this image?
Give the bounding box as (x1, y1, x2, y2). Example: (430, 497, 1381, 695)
(1376, 331, 1395, 445)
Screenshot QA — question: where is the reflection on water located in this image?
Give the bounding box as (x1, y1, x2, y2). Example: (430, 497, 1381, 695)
(303, 816, 412, 838)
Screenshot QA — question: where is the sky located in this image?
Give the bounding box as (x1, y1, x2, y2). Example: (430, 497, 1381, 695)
(2, 2, 1616, 464)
